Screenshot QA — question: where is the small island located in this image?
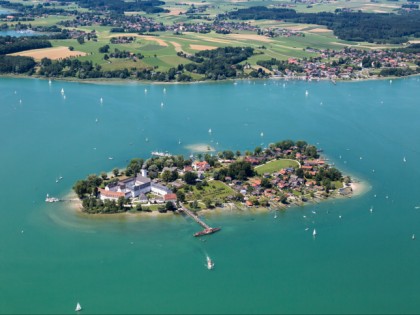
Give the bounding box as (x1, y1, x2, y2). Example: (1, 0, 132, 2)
(73, 140, 354, 216)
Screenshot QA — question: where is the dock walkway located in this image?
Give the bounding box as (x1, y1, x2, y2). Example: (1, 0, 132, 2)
(179, 204, 221, 237)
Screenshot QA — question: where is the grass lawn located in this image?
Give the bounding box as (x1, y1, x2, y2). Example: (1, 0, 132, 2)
(185, 180, 234, 201)
(256, 159, 300, 175)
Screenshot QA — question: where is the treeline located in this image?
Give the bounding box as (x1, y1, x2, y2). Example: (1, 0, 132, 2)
(257, 58, 304, 72)
(379, 67, 420, 77)
(0, 36, 51, 55)
(0, 55, 35, 74)
(224, 6, 420, 43)
(55, 0, 168, 14)
(395, 43, 420, 54)
(179, 47, 255, 80)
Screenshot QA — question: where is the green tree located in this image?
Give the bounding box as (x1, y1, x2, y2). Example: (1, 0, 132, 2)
(112, 168, 119, 177)
(73, 180, 88, 198)
(203, 198, 212, 209)
(261, 177, 272, 188)
(165, 201, 176, 211)
(184, 171, 198, 185)
(126, 158, 144, 176)
(161, 170, 171, 182)
(77, 36, 85, 45)
(176, 190, 186, 202)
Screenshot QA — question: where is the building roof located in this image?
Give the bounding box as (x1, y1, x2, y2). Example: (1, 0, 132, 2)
(136, 175, 151, 184)
(99, 188, 125, 199)
(164, 193, 177, 201)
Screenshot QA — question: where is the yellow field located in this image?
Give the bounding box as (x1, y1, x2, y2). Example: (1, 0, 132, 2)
(10, 46, 87, 60)
(190, 44, 217, 51)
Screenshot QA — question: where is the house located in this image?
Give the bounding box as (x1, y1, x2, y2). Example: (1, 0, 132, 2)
(151, 182, 172, 196)
(98, 188, 128, 201)
(192, 161, 210, 171)
(164, 193, 177, 202)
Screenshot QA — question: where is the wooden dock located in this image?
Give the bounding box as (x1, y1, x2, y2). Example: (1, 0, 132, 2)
(179, 204, 221, 237)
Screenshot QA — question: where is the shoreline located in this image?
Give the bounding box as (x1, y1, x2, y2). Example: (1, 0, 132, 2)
(1, 73, 418, 87)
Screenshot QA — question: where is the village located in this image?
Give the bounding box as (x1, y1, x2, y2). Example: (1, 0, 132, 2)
(73, 140, 353, 215)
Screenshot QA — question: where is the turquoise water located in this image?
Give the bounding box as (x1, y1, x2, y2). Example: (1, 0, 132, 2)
(1, 77, 420, 314)
(0, 30, 39, 37)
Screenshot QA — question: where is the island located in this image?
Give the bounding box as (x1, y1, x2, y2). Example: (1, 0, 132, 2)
(72, 140, 354, 216)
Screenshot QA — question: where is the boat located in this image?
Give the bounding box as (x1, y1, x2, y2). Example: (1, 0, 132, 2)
(163, 88, 166, 93)
(403, 157, 406, 163)
(151, 151, 172, 157)
(75, 302, 82, 312)
(206, 256, 214, 270)
(48, 79, 51, 85)
(144, 88, 147, 93)
(61, 88, 64, 94)
(208, 128, 212, 133)
(161, 102, 164, 107)
(305, 90, 309, 96)
(45, 194, 60, 203)
(108, 157, 113, 160)
(412, 234, 415, 240)
(312, 228, 317, 237)
(100, 97, 103, 103)
(260, 132, 264, 137)
(95, 118, 98, 123)
(194, 227, 221, 237)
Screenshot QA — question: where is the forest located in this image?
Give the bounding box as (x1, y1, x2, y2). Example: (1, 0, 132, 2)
(54, 0, 168, 14)
(225, 7, 420, 43)
(181, 47, 257, 80)
(0, 36, 51, 55)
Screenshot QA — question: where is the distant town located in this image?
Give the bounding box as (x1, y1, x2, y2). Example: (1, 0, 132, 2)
(72, 140, 353, 215)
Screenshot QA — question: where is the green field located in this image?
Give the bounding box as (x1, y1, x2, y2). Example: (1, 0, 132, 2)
(255, 159, 300, 175)
(186, 180, 234, 202)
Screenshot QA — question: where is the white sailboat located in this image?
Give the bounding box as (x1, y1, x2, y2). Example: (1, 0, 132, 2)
(208, 128, 212, 134)
(61, 88, 64, 95)
(48, 79, 52, 85)
(163, 88, 166, 93)
(403, 156, 406, 163)
(312, 228, 317, 237)
(161, 102, 164, 107)
(206, 256, 214, 270)
(305, 90, 309, 96)
(75, 302, 82, 312)
(100, 97, 103, 104)
(412, 234, 415, 240)
(260, 132, 264, 137)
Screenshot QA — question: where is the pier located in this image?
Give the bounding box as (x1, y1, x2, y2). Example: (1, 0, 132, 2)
(45, 194, 79, 203)
(178, 204, 221, 237)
